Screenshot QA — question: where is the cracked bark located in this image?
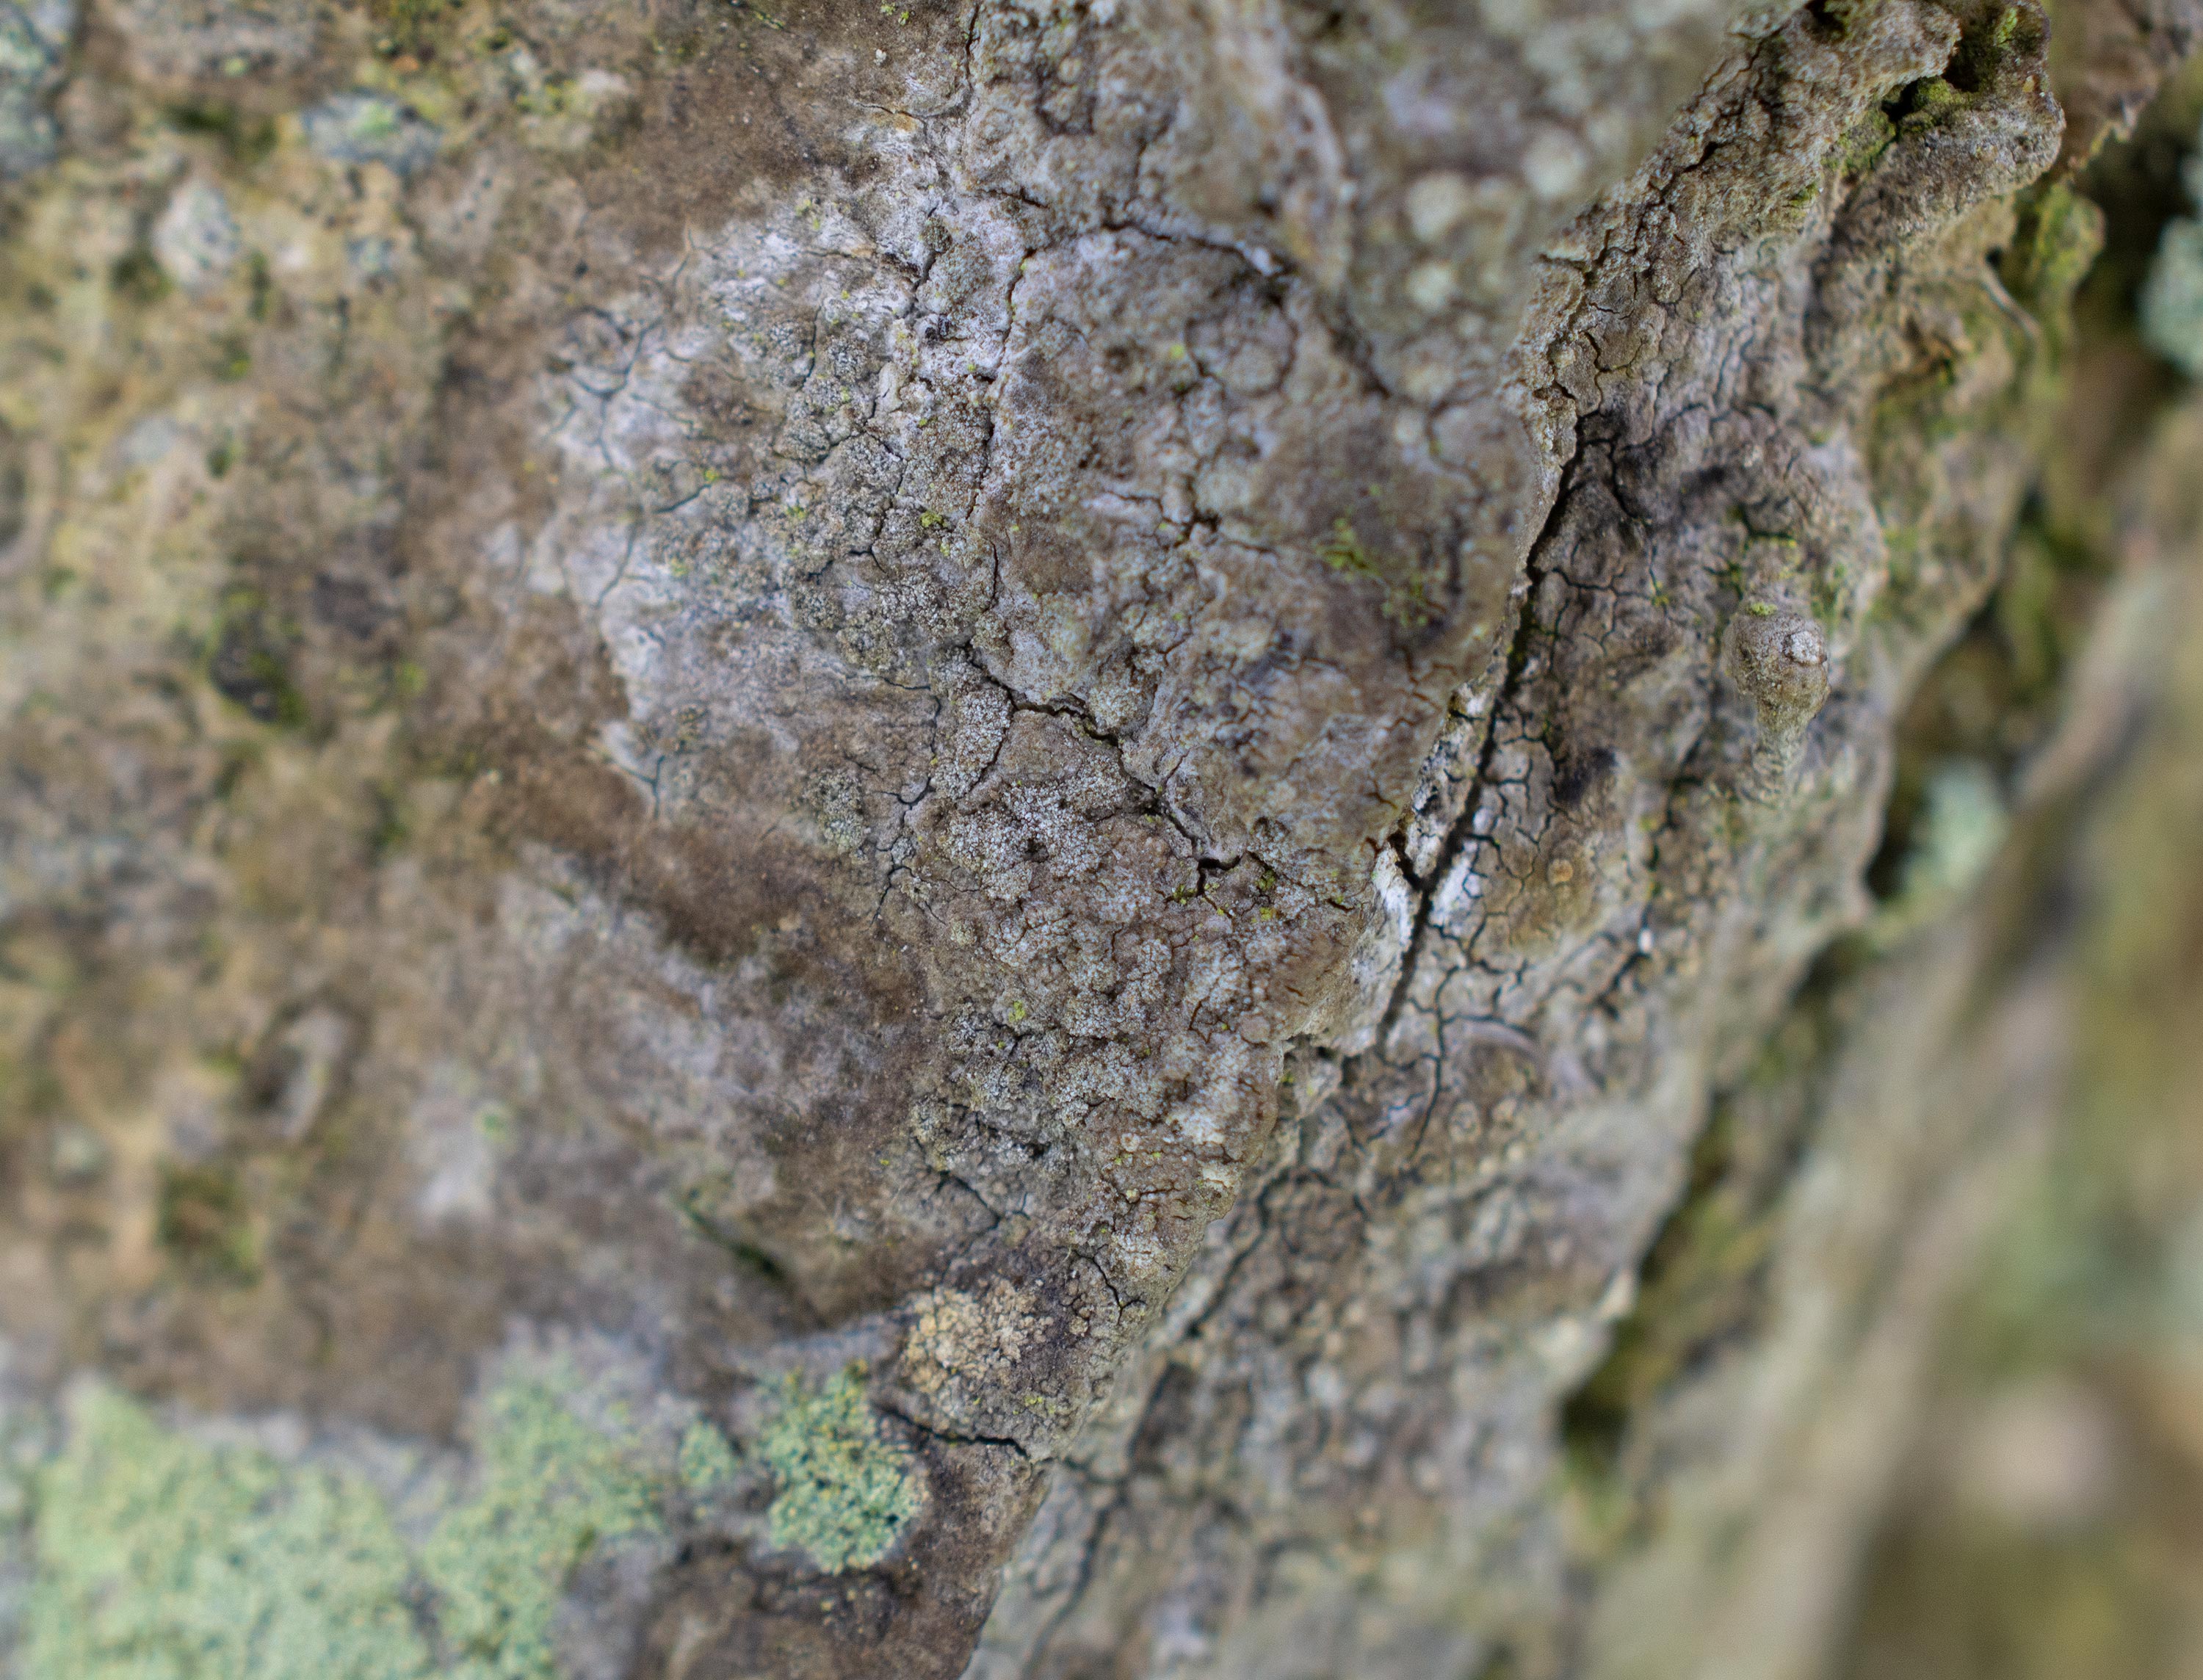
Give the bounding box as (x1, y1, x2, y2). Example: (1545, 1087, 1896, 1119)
(4, 0, 2203, 1676)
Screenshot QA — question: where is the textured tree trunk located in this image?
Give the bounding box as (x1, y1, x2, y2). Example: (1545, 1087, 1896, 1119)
(3, 1, 2202, 1676)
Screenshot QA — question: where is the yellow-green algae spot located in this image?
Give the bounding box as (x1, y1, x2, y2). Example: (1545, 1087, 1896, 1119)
(760, 1369, 919, 1574)
(21, 1370, 737, 1679)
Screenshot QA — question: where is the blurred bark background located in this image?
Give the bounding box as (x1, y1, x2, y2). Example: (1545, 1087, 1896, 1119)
(4, 1, 2203, 1677)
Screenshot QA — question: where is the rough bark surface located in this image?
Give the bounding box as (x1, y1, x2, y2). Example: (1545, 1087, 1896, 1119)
(0, 1, 2199, 1677)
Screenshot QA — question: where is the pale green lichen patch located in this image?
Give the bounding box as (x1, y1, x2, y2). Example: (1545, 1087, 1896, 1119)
(21, 1370, 677, 1680)
(676, 1419, 742, 1498)
(1896, 760, 2009, 907)
(759, 1369, 919, 1574)
(2143, 220, 2203, 378)
(24, 1384, 430, 1679)
(417, 1375, 661, 1679)
(2142, 121, 2203, 378)
(0, 0, 66, 181)
(300, 93, 443, 178)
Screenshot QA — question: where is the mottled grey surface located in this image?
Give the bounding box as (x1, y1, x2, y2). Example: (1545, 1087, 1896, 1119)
(0, 0, 2196, 1676)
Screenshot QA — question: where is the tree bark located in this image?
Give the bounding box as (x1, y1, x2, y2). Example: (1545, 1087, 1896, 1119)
(1, 1, 2200, 1676)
